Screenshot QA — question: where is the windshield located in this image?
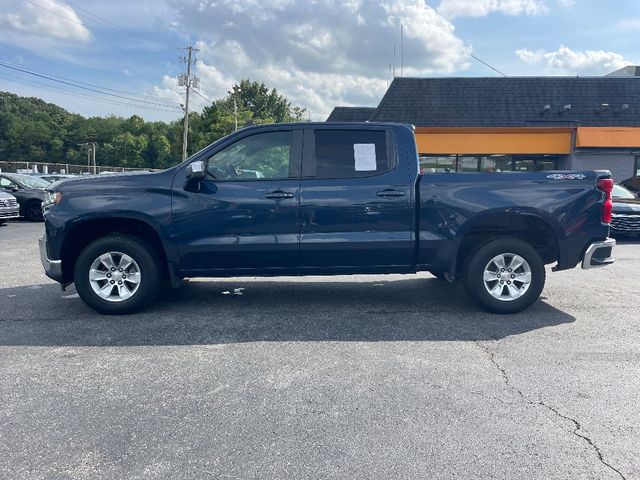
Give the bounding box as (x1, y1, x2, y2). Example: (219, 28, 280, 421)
(11, 175, 50, 189)
(612, 184, 636, 199)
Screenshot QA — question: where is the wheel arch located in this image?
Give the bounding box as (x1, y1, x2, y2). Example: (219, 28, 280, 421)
(60, 215, 170, 283)
(450, 209, 561, 278)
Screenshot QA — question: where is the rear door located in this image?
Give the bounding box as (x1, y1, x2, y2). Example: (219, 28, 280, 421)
(299, 127, 414, 268)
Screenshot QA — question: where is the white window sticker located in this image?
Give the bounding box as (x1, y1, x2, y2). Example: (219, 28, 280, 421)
(353, 143, 377, 171)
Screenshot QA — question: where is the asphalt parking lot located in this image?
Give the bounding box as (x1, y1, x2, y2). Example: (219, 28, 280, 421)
(0, 221, 639, 479)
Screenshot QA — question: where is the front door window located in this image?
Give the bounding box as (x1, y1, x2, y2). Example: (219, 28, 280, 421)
(207, 131, 292, 180)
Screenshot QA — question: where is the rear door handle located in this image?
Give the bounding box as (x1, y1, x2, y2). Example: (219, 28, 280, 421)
(376, 189, 405, 198)
(265, 190, 295, 200)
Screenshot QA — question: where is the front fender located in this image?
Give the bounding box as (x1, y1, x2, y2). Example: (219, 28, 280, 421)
(45, 188, 177, 265)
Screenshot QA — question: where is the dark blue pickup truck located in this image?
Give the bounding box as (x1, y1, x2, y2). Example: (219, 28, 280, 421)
(40, 122, 615, 315)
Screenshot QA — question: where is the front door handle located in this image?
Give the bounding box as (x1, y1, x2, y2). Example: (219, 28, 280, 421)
(376, 189, 405, 198)
(265, 190, 295, 200)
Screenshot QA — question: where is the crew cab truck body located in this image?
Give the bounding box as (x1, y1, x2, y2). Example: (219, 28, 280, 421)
(40, 122, 615, 314)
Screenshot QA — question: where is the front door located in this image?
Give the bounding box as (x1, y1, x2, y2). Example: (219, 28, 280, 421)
(172, 129, 302, 273)
(299, 127, 414, 268)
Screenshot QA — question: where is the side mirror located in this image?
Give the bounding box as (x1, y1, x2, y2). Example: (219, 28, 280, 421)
(186, 160, 206, 180)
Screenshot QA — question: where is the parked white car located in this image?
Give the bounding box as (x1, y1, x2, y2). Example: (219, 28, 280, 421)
(0, 191, 20, 225)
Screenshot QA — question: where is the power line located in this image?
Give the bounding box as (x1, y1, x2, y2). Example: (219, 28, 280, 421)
(0, 73, 182, 113)
(0, 75, 180, 113)
(470, 54, 508, 77)
(0, 58, 174, 103)
(192, 89, 213, 104)
(49, 0, 124, 31)
(23, 0, 88, 29)
(0, 61, 181, 109)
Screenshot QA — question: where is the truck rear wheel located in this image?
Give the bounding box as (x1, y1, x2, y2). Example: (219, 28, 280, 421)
(463, 238, 545, 314)
(74, 234, 160, 315)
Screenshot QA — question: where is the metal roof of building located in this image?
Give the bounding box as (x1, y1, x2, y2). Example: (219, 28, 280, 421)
(360, 77, 640, 127)
(326, 106, 376, 122)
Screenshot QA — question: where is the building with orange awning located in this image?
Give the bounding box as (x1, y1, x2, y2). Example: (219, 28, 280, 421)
(327, 71, 640, 182)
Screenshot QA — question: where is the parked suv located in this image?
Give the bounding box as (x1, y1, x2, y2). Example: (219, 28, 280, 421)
(0, 191, 20, 225)
(0, 173, 48, 221)
(621, 176, 640, 194)
(611, 184, 640, 236)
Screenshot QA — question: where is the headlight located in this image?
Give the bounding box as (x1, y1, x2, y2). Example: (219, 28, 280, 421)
(43, 191, 62, 208)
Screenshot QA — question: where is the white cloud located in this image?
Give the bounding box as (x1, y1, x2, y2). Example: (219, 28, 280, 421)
(516, 45, 632, 74)
(617, 18, 640, 31)
(157, 0, 471, 118)
(437, 0, 548, 18)
(0, 0, 91, 42)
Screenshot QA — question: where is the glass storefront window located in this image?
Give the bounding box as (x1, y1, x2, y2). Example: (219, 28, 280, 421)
(419, 155, 559, 173)
(419, 155, 456, 173)
(513, 157, 557, 172)
(481, 156, 512, 172)
(458, 156, 479, 172)
(514, 159, 536, 171)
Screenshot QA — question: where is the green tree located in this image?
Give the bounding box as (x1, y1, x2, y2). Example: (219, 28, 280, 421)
(0, 81, 306, 169)
(146, 132, 172, 168)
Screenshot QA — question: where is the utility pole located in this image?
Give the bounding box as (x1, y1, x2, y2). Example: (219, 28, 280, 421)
(91, 142, 97, 174)
(227, 86, 242, 132)
(178, 46, 200, 162)
(78, 143, 90, 174)
(400, 24, 404, 77)
(233, 96, 238, 132)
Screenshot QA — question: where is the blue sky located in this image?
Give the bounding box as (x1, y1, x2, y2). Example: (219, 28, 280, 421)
(0, 0, 638, 121)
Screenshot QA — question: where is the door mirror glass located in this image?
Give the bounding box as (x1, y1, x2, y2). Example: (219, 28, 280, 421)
(186, 160, 206, 180)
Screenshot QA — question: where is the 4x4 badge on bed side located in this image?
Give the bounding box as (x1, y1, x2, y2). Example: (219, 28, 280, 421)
(546, 173, 587, 180)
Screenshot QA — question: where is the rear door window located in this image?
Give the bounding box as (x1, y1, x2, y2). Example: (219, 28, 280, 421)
(312, 130, 392, 178)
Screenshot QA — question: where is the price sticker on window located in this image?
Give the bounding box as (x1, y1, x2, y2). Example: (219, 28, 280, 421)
(354, 143, 377, 171)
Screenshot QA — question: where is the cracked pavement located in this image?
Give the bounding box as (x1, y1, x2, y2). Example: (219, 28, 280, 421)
(474, 341, 627, 480)
(1, 222, 639, 479)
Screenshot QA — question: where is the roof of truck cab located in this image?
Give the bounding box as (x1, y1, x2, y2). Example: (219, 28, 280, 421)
(233, 121, 411, 132)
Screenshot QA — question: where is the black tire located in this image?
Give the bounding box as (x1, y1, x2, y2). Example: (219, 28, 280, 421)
(25, 200, 43, 221)
(74, 234, 161, 315)
(463, 238, 545, 314)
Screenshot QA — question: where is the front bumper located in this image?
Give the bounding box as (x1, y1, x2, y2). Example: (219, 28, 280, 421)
(39, 234, 63, 282)
(581, 238, 616, 269)
(0, 207, 20, 221)
(611, 213, 640, 233)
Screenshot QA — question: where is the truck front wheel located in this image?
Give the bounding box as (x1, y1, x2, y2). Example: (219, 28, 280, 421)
(74, 234, 161, 315)
(463, 238, 545, 314)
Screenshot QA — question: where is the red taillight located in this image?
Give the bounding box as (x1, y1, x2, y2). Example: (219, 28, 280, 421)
(597, 178, 614, 224)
